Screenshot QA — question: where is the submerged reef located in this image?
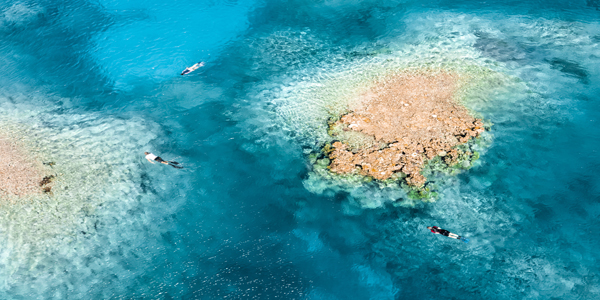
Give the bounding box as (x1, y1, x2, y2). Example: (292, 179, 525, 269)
(296, 61, 505, 203)
(324, 70, 486, 191)
(258, 35, 517, 205)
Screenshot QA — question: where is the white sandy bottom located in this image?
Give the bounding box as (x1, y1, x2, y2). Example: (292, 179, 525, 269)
(0, 94, 189, 297)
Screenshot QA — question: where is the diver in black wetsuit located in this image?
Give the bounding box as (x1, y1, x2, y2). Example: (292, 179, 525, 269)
(427, 226, 468, 242)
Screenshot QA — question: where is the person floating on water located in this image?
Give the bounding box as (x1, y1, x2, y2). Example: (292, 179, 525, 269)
(427, 226, 469, 243)
(181, 62, 205, 75)
(145, 152, 183, 169)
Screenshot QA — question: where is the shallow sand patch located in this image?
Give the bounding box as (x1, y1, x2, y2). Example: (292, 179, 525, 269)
(0, 135, 48, 197)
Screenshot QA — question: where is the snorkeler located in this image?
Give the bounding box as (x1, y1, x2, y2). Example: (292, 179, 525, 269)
(145, 152, 183, 169)
(181, 62, 205, 75)
(427, 226, 469, 243)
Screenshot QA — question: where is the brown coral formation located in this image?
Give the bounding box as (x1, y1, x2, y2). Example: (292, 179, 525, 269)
(0, 135, 46, 197)
(327, 70, 485, 187)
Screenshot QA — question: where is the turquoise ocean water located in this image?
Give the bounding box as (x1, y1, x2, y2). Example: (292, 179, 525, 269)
(1, 0, 600, 299)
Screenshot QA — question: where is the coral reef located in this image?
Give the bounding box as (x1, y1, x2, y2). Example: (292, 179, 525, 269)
(323, 70, 486, 189)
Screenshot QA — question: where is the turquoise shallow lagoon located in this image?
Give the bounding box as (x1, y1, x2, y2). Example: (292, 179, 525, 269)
(1, 0, 600, 299)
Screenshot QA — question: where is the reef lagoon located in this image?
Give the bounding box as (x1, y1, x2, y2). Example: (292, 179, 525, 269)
(1, 0, 600, 299)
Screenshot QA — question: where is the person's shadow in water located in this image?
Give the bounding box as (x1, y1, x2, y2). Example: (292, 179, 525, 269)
(587, 0, 600, 10)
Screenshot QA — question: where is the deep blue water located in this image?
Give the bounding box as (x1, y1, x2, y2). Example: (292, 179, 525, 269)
(1, 0, 600, 299)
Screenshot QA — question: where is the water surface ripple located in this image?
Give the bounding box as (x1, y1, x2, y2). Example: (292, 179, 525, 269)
(0, 0, 599, 299)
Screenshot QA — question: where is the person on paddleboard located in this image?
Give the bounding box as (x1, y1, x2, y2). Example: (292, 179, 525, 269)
(145, 152, 183, 169)
(181, 62, 205, 75)
(427, 226, 469, 243)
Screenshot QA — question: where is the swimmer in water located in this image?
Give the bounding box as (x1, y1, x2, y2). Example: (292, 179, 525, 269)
(181, 62, 205, 75)
(145, 152, 183, 169)
(427, 226, 469, 243)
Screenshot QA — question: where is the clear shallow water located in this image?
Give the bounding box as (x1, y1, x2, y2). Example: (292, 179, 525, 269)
(1, 0, 600, 299)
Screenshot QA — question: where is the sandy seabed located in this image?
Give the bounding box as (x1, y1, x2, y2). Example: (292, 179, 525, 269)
(0, 99, 171, 295)
(0, 134, 49, 198)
